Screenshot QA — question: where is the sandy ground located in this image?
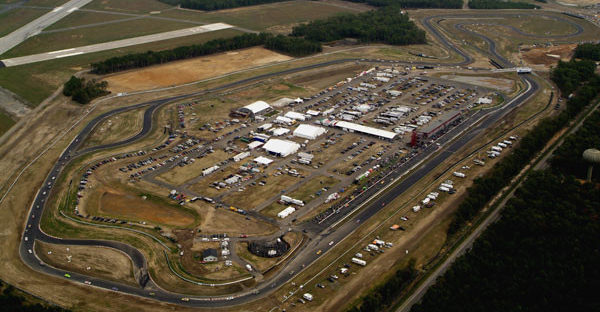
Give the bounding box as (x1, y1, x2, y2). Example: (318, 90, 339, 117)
(104, 47, 292, 92)
(0, 86, 31, 118)
(440, 74, 515, 93)
(521, 43, 577, 70)
(556, 0, 599, 5)
(35, 241, 137, 285)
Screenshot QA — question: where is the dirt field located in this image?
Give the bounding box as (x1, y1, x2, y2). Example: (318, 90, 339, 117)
(556, 0, 598, 5)
(439, 74, 515, 93)
(35, 241, 137, 286)
(99, 191, 196, 227)
(196, 203, 278, 235)
(81, 108, 145, 149)
(104, 47, 292, 92)
(522, 43, 578, 69)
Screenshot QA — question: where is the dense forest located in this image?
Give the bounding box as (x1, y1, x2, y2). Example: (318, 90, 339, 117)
(412, 105, 600, 311)
(342, 0, 462, 8)
(574, 42, 600, 61)
(158, 0, 291, 11)
(0, 281, 70, 312)
(468, 0, 539, 9)
(551, 59, 597, 95)
(63, 76, 110, 104)
(291, 9, 426, 45)
(347, 263, 416, 312)
(91, 33, 320, 74)
(551, 111, 600, 182)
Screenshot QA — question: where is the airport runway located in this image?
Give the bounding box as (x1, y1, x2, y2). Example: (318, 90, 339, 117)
(0, 0, 94, 56)
(1, 23, 233, 67)
(16, 10, 585, 309)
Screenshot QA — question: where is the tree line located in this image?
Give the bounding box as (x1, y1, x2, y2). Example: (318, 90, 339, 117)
(90, 33, 320, 74)
(574, 42, 600, 61)
(347, 261, 417, 312)
(341, 0, 462, 9)
(468, 0, 539, 9)
(291, 8, 426, 45)
(158, 0, 293, 11)
(63, 76, 110, 104)
(551, 59, 597, 95)
(448, 56, 599, 235)
(0, 280, 70, 312)
(550, 110, 600, 182)
(411, 167, 600, 312)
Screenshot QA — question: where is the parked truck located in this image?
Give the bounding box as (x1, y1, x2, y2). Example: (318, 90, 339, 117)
(352, 258, 367, 266)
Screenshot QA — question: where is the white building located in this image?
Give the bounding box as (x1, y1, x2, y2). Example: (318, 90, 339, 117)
(254, 156, 274, 166)
(263, 139, 300, 157)
(293, 124, 327, 140)
(477, 97, 492, 105)
(247, 141, 263, 149)
(271, 127, 290, 136)
(243, 101, 272, 115)
(333, 121, 397, 140)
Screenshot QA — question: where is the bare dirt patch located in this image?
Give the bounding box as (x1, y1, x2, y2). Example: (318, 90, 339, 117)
(99, 191, 195, 227)
(440, 74, 515, 93)
(522, 44, 577, 69)
(104, 47, 292, 92)
(35, 241, 137, 286)
(197, 202, 278, 236)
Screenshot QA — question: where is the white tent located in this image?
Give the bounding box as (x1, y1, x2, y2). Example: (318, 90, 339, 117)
(277, 206, 296, 219)
(293, 124, 327, 140)
(263, 139, 300, 157)
(247, 141, 263, 149)
(243, 101, 271, 114)
(254, 156, 274, 165)
(333, 120, 397, 140)
(271, 127, 290, 136)
(275, 116, 294, 125)
(285, 111, 307, 121)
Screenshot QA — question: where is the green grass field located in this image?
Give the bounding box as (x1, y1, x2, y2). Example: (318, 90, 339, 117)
(44, 10, 135, 31)
(157, 0, 368, 31)
(0, 28, 243, 105)
(0, 8, 50, 37)
(82, 0, 173, 13)
(0, 110, 15, 137)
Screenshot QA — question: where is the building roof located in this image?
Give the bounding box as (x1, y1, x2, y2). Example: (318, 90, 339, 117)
(244, 101, 271, 114)
(333, 121, 397, 139)
(272, 127, 290, 136)
(418, 110, 461, 136)
(247, 141, 263, 149)
(202, 248, 218, 258)
(293, 124, 327, 140)
(284, 111, 306, 121)
(263, 139, 300, 157)
(254, 156, 274, 165)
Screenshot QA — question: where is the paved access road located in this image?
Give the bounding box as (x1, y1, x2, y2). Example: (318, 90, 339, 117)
(16, 10, 585, 309)
(1, 23, 233, 67)
(0, 0, 94, 56)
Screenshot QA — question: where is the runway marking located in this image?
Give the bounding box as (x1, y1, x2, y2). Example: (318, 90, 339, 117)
(52, 6, 63, 12)
(67, 7, 78, 13)
(55, 51, 84, 58)
(47, 48, 75, 54)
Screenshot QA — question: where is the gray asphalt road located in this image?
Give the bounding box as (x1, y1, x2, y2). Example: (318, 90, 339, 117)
(1, 23, 234, 67)
(0, 0, 94, 56)
(16, 10, 586, 309)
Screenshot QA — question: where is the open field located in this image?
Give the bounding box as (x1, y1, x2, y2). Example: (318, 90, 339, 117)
(80, 107, 145, 149)
(82, 0, 173, 13)
(260, 175, 340, 218)
(98, 190, 196, 227)
(34, 241, 137, 286)
(439, 74, 516, 93)
(197, 202, 279, 235)
(44, 10, 134, 31)
(104, 47, 292, 93)
(158, 0, 371, 32)
(0, 110, 15, 137)
(0, 28, 243, 105)
(0, 7, 50, 37)
(521, 43, 577, 69)
(225, 167, 306, 210)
